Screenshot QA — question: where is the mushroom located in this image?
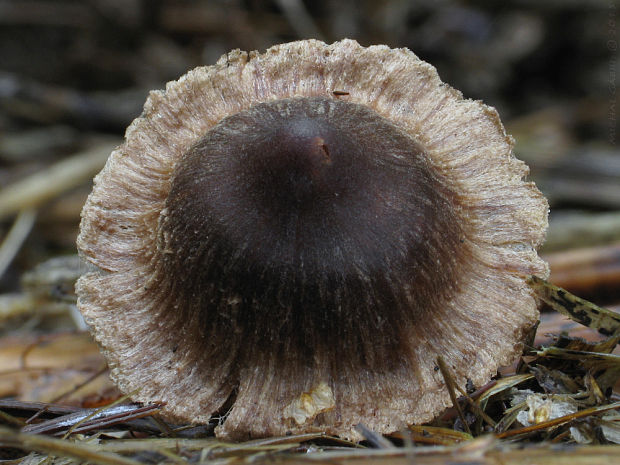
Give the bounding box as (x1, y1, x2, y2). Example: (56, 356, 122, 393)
(76, 39, 548, 440)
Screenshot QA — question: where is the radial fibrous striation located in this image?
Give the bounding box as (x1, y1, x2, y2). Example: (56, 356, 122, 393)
(161, 96, 464, 362)
(77, 39, 548, 441)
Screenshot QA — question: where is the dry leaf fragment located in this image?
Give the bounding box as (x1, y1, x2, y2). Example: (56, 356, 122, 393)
(528, 276, 620, 336)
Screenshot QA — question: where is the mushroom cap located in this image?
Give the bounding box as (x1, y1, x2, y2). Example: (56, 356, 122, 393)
(76, 39, 548, 440)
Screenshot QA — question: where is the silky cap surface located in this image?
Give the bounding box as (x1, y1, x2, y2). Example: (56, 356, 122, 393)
(77, 39, 548, 440)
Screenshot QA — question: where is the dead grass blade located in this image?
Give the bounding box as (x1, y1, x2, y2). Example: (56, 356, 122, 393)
(0, 426, 142, 465)
(495, 401, 620, 439)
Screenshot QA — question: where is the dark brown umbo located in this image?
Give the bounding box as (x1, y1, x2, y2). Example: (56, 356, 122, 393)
(77, 39, 549, 440)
